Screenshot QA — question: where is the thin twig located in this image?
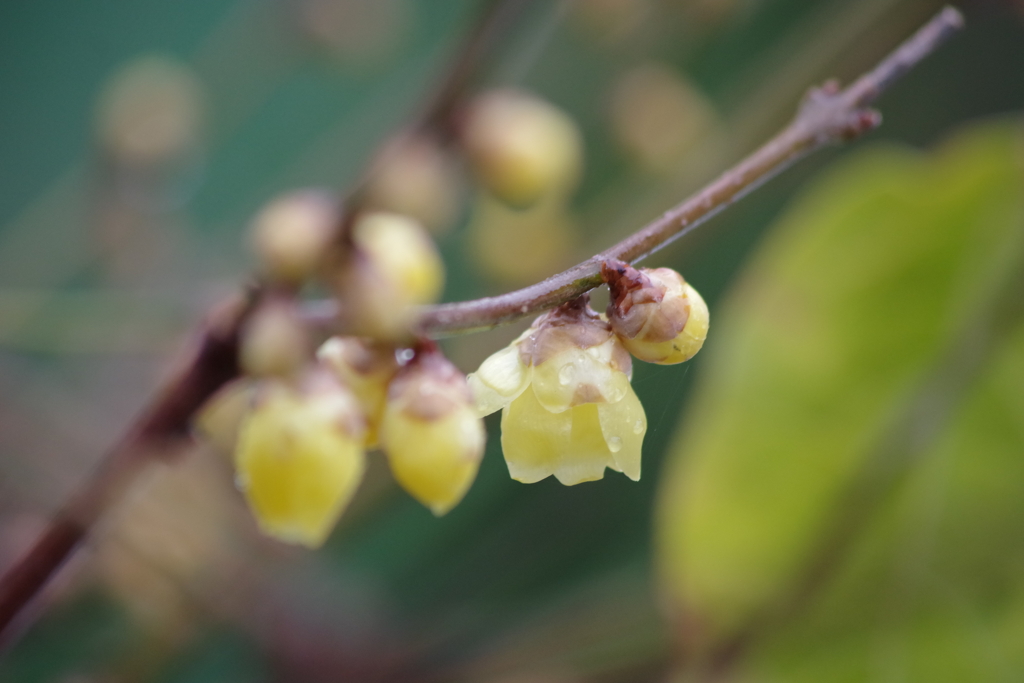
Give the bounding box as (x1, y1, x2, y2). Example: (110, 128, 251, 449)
(0, 0, 534, 645)
(411, 6, 963, 336)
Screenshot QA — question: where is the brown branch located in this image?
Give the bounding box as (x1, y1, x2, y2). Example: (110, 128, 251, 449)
(0, 0, 535, 645)
(411, 6, 964, 336)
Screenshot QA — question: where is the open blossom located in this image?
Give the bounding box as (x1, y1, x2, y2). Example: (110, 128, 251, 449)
(468, 296, 647, 486)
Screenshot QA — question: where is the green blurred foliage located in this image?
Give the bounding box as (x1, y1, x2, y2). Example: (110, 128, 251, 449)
(657, 118, 1024, 678)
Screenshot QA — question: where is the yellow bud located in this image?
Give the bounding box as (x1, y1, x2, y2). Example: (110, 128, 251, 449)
(95, 55, 203, 168)
(380, 349, 485, 515)
(250, 190, 338, 284)
(462, 89, 582, 207)
(193, 377, 257, 455)
(364, 136, 461, 235)
(235, 373, 367, 548)
(339, 211, 445, 340)
(468, 296, 646, 486)
(317, 336, 399, 448)
(603, 260, 709, 364)
(239, 298, 311, 378)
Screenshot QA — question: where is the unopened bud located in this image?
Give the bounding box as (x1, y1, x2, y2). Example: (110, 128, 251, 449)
(240, 298, 311, 378)
(235, 372, 367, 548)
(338, 212, 445, 340)
(380, 347, 485, 515)
(96, 55, 203, 168)
(193, 377, 257, 455)
(462, 89, 582, 207)
(250, 190, 338, 284)
(602, 259, 709, 364)
(317, 336, 399, 447)
(364, 136, 461, 235)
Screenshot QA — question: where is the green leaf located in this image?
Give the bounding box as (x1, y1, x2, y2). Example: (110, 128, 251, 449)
(654, 116, 1024, 665)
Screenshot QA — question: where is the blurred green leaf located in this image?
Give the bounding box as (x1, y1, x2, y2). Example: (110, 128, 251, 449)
(655, 117, 1024, 669)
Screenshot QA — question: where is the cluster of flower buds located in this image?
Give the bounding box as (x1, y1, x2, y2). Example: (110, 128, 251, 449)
(467, 262, 708, 486)
(198, 338, 485, 548)
(190, 80, 711, 547)
(194, 177, 478, 548)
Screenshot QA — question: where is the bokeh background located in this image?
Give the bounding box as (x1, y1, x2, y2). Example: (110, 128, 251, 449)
(2, 0, 1024, 681)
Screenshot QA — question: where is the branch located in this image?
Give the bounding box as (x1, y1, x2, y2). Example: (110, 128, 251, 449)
(411, 6, 964, 336)
(0, 3, 962, 647)
(0, 0, 535, 645)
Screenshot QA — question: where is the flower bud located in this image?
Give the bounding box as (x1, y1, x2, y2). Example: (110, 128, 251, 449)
(234, 372, 367, 548)
(96, 55, 203, 169)
(250, 190, 338, 284)
(602, 259, 709, 364)
(317, 336, 399, 448)
(193, 377, 257, 455)
(338, 211, 445, 340)
(239, 297, 311, 378)
(379, 347, 485, 515)
(468, 296, 646, 486)
(462, 89, 582, 207)
(364, 136, 461, 235)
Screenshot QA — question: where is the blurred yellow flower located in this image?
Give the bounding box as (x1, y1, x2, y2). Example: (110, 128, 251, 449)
(468, 297, 647, 485)
(380, 347, 486, 515)
(235, 372, 366, 548)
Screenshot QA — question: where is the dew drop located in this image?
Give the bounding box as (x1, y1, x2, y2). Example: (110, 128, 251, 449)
(608, 436, 623, 452)
(558, 364, 574, 386)
(633, 419, 645, 435)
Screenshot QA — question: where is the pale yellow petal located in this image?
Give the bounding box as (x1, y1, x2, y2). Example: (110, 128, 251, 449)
(501, 389, 618, 485)
(501, 386, 572, 483)
(467, 343, 531, 416)
(597, 386, 647, 481)
(531, 345, 631, 413)
(559, 403, 618, 485)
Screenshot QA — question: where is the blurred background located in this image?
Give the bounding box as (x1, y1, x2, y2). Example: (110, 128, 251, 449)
(2, 0, 1024, 681)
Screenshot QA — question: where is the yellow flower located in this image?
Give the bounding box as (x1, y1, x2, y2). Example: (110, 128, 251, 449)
(380, 347, 486, 515)
(602, 259, 709, 365)
(235, 372, 366, 548)
(468, 297, 647, 485)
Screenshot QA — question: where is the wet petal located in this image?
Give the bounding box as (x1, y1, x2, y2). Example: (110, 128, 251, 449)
(468, 343, 531, 416)
(559, 403, 618, 485)
(597, 386, 647, 481)
(501, 386, 572, 483)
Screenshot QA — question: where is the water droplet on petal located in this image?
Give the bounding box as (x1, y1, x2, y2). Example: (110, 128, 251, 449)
(633, 419, 644, 434)
(608, 436, 622, 452)
(558, 364, 574, 386)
